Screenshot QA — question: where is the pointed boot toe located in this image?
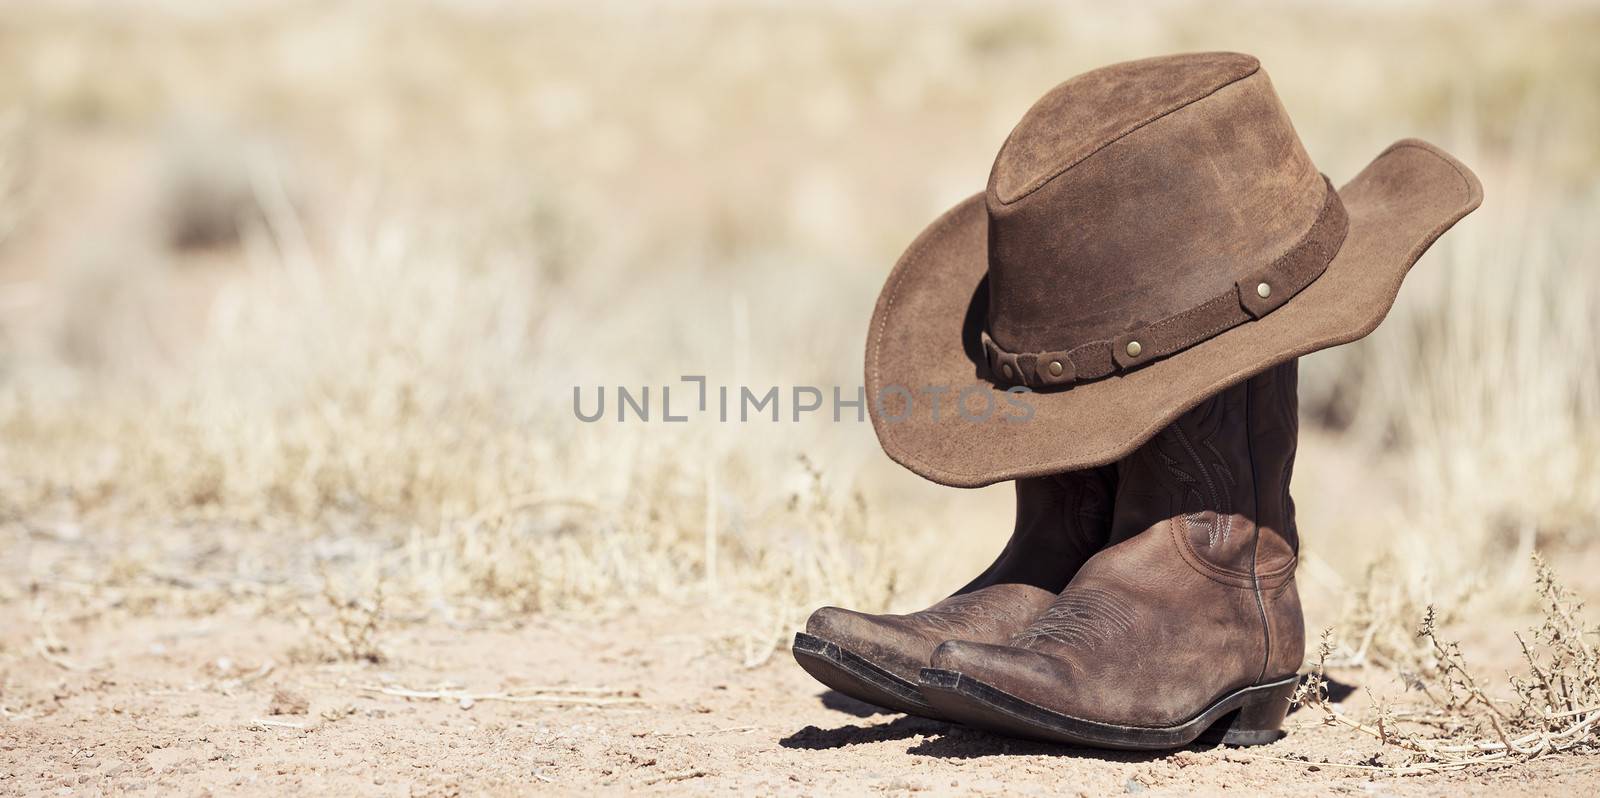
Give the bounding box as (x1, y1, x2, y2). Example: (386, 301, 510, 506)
(802, 605, 934, 680)
(924, 638, 1065, 685)
(804, 606, 923, 678)
(794, 607, 938, 715)
(792, 471, 1117, 718)
(918, 639, 1096, 743)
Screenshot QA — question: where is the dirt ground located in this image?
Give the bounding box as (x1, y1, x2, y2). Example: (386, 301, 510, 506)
(7, 596, 1600, 797)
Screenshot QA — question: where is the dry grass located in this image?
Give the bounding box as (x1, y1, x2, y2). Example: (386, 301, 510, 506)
(1296, 556, 1600, 773)
(291, 568, 387, 664)
(0, 0, 1598, 775)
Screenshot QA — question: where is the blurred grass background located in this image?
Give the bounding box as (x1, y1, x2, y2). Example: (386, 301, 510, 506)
(0, 1, 1597, 656)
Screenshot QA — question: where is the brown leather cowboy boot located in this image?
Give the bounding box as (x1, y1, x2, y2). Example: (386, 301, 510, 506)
(919, 360, 1305, 748)
(793, 469, 1115, 717)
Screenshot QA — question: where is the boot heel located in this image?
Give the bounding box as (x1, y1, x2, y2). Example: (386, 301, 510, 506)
(1198, 678, 1297, 747)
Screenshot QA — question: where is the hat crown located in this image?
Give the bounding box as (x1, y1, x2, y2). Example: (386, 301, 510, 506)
(984, 52, 1327, 360)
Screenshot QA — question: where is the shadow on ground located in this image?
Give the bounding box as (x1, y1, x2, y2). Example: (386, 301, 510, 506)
(818, 689, 895, 718)
(780, 715, 948, 750)
(904, 728, 1176, 763)
(789, 679, 1354, 762)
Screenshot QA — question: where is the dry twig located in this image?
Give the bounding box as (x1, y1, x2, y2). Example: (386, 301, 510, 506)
(642, 769, 708, 785)
(356, 683, 642, 707)
(1294, 555, 1600, 772)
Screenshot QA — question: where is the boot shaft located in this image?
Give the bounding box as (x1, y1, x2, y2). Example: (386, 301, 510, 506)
(1108, 359, 1305, 682)
(957, 468, 1117, 595)
(1110, 360, 1300, 577)
(1246, 359, 1300, 576)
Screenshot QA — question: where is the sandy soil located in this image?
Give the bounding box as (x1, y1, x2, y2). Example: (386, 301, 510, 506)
(7, 597, 1600, 797)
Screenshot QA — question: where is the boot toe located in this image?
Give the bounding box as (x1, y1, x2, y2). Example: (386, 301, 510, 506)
(928, 639, 1010, 673)
(804, 606, 881, 646)
(929, 639, 1082, 712)
(804, 607, 929, 681)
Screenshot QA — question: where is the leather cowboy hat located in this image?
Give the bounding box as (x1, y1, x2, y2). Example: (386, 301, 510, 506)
(865, 52, 1482, 488)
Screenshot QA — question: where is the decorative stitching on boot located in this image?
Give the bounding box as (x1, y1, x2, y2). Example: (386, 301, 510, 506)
(914, 592, 1020, 639)
(1166, 423, 1234, 548)
(1011, 586, 1135, 649)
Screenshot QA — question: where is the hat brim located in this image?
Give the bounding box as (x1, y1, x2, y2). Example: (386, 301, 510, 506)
(865, 138, 1483, 488)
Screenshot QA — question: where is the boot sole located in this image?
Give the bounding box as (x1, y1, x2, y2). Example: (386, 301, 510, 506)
(916, 668, 1299, 750)
(792, 632, 936, 717)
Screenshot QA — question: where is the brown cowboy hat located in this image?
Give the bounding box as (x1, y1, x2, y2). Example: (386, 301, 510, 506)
(865, 52, 1482, 488)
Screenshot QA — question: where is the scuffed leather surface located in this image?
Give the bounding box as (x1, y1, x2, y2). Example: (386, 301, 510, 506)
(979, 177, 1347, 388)
(986, 62, 1324, 357)
(991, 52, 1259, 204)
(930, 362, 1305, 726)
(805, 469, 1114, 682)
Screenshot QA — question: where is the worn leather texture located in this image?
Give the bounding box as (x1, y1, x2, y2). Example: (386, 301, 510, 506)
(863, 51, 1483, 488)
(980, 176, 1348, 388)
(804, 470, 1115, 684)
(986, 55, 1324, 358)
(929, 361, 1305, 727)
